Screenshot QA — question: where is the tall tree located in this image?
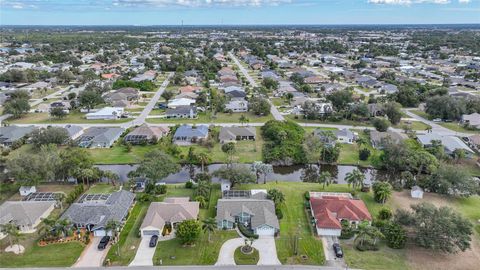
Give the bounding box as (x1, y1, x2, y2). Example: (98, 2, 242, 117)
(345, 169, 365, 191)
(134, 150, 180, 182)
(202, 217, 217, 242)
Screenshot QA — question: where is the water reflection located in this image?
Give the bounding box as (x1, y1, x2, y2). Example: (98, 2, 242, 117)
(96, 163, 381, 184)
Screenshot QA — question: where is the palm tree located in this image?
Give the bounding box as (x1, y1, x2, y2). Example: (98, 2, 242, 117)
(345, 169, 365, 191)
(373, 182, 392, 204)
(105, 219, 122, 255)
(197, 152, 211, 172)
(239, 115, 249, 126)
(55, 219, 71, 240)
(202, 217, 217, 242)
(318, 171, 332, 189)
(355, 223, 384, 248)
(251, 161, 273, 184)
(1, 223, 24, 251)
(195, 195, 206, 209)
(102, 170, 119, 186)
(356, 137, 367, 148)
(40, 217, 58, 239)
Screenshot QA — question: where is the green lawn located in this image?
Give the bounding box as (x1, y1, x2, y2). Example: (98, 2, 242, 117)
(394, 120, 431, 131)
(234, 247, 259, 265)
(7, 111, 131, 124)
(146, 112, 273, 124)
(342, 242, 408, 270)
(454, 195, 480, 235)
(0, 240, 84, 267)
(105, 201, 150, 266)
(439, 122, 480, 134)
(286, 115, 372, 127)
(86, 183, 119, 194)
(409, 110, 430, 120)
(238, 182, 334, 265)
(152, 184, 238, 265)
(87, 144, 154, 164)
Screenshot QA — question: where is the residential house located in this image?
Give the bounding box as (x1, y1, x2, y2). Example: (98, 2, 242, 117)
(167, 98, 196, 108)
(61, 190, 135, 236)
(335, 129, 356, 144)
(124, 125, 169, 144)
(50, 101, 72, 113)
(370, 130, 406, 149)
(173, 125, 209, 145)
(140, 197, 199, 238)
(467, 134, 480, 151)
(0, 201, 55, 234)
(225, 100, 248, 113)
(416, 134, 474, 155)
(77, 127, 124, 148)
(309, 192, 372, 236)
(226, 90, 247, 100)
(85, 107, 125, 120)
(219, 126, 256, 144)
(216, 190, 279, 236)
(103, 88, 139, 108)
(64, 125, 84, 140)
(178, 85, 201, 94)
(166, 106, 197, 119)
(0, 126, 37, 147)
(461, 113, 480, 129)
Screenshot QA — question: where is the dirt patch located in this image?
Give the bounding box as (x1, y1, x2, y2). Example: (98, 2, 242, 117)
(390, 190, 455, 211)
(406, 237, 480, 270)
(391, 191, 480, 270)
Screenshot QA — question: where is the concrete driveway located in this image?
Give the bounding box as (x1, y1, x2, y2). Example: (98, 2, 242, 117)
(252, 236, 281, 265)
(74, 237, 110, 267)
(129, 237, 156, 266)
(215, 236, 281, 266)
(321, 236, 345, 268)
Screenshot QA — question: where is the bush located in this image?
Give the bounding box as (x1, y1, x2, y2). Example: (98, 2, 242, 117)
(275, 207, 283, 219)
(339, 220, 355, 239)
(304, 191, 310, 201)
(238, 223, 259, 239)
(137, 193, 154, 202)
(372, 117, 390, 132)
(359, 148, 371, 161)
(384, 222, 407, 249)
(377, 208, 393, 220)
(185, 181, 193, 189)
(156, 184, 167, 195)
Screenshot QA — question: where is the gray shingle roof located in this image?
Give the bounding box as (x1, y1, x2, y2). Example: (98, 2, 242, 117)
(61, 190, 134, 231)
(0, 201, 54, 226)
(219, 127, 256, 142)
(0, 126, 37, 145)
(216, 199, 279, 230)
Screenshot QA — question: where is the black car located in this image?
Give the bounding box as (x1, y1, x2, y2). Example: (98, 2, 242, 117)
(149, 235, 159, 247)
(97, 236, 110, 250)
(333, 243, 343, 258)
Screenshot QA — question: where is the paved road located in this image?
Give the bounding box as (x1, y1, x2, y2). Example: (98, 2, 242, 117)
(403, 108, 470, 137)
(228, 52, 284, 121)
(73, 237, 110, 268)
(129, 72, 173, 127)
(29, 85, 71, 107)
(1, 266, 352, 270)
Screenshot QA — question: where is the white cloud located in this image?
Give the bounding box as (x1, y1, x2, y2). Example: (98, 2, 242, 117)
(112, 0, 293, 8)
(367, 0, 473, 4)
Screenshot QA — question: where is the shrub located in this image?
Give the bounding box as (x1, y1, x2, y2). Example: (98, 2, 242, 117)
(238, 223, 259, 239)
(275, 207, 283, 219)
(155, 184, 167, 195)
(339, 220, 355, 239)
(372, 117, 390, 132)
(137, 193, 153, 202)
(304, 191, 310, 201)
(185, 181, 193, 189)
(384, 222, 407, 249)
(359, 148, 371, 161)
(377, 208, 393, 220)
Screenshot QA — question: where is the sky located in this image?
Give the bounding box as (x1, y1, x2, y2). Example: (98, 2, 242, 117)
(0, 0, 479, 25)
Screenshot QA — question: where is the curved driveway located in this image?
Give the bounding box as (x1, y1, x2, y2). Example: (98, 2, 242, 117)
(215, 236, 281, 266)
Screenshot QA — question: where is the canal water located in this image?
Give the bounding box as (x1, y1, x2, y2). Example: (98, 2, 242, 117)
(96, 163, 382, 184)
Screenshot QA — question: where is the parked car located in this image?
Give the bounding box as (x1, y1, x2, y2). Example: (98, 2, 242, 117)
(149, 235, 159, 247)
(333, 243, 343, 258)
(97, 236, 110, 250)
(433, 118, 442, 122)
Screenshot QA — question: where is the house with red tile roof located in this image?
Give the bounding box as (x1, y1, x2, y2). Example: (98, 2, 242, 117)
(309, 192, 372, 236)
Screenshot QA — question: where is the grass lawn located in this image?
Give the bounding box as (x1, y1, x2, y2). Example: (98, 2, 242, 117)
(152, 184, 238, 265)
(234, 247, 259, 265)
(454, 196, 480, 235)
(337, 130, 379, 167)
(86, 183, 119, 194)
(30, 88, 57, 99)
(105, 201, 150, 266)
(409, 110, 430, 120)
(87, 144, 154, 164)
(439, 122, 480, 134)
(394, 120, 431, 131)
(0, 241, 85, 268)
(146, 112, 273, 124)
(7, 111, 131, 124)
(238, 182, 337, 265)
(286, 115, 372, 127)
(342, 242, 408, 270)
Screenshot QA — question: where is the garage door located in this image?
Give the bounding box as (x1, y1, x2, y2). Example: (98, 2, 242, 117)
(142, 230, 160, 237)
(256, 225, 275, 236)
(94, 230, 106, 237)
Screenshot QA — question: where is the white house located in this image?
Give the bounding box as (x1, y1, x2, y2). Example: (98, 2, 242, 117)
(167, 98, 196, 108)
(19, 186, 36, 196)
(85, 107, 124, 120)
(411, 186, 424, 199)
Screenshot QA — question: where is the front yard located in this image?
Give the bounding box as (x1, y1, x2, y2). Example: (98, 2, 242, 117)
(146, 111, 273, 124)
